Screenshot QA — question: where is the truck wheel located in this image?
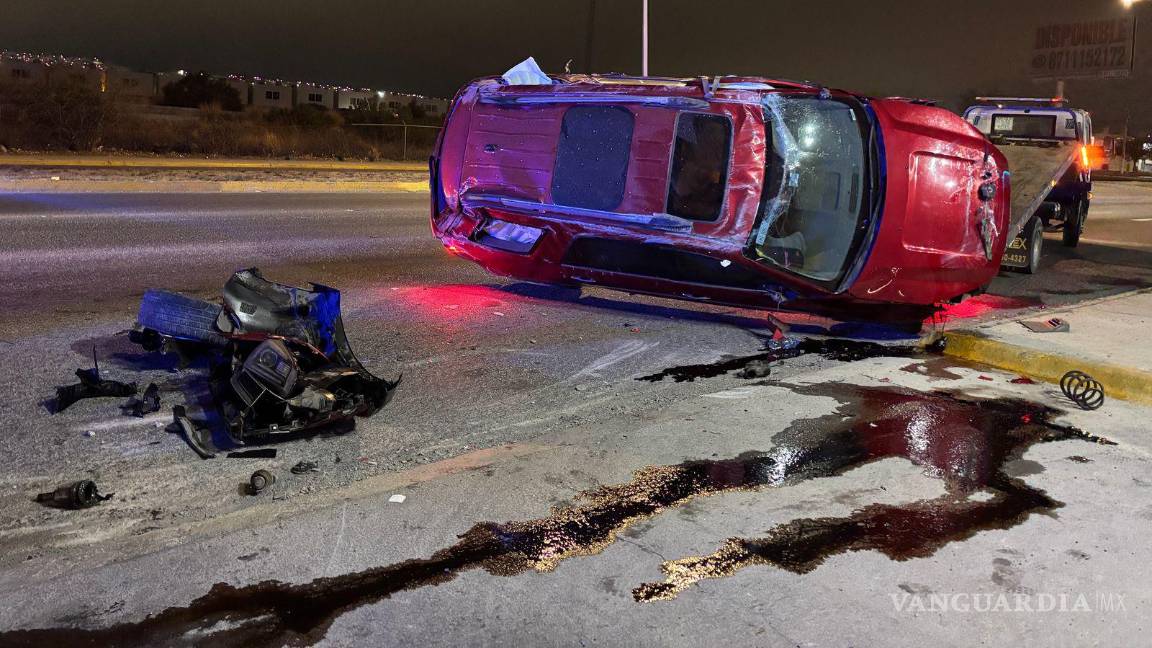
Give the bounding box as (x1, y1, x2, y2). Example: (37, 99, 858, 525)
(1022, 216, 1043, 275)
(1062, 199, 1086, 248)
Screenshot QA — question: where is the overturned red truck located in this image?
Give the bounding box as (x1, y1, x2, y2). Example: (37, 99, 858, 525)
(429, 72, 1086, 323)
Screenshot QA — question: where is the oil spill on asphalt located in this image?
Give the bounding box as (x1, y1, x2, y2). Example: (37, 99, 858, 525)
(632, 384, 1115, 601)
(900, 359, 964, 381)
(637, 338, 919, 382)
(0, 384, 1112, 647)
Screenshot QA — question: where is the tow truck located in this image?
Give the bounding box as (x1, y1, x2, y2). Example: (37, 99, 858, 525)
(962, 97, 1104, 274)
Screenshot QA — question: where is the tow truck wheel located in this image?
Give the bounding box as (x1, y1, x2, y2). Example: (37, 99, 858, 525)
(1022, 216, 1043, 275)
(1062, 199, 1086, 248)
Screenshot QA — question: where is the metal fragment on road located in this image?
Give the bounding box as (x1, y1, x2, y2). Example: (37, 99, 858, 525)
(1060, 370, 1105, 410)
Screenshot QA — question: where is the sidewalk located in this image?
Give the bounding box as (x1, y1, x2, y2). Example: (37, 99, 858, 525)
(944, 289, 1152, 404)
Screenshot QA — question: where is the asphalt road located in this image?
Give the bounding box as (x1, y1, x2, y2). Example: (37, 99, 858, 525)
(0, 182, 1150, 646)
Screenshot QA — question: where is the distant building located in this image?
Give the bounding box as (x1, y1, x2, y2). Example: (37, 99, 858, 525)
(106, 65, 155, 103)
(251, 81, 293, 109)
(336, 89, 377, 110)
(0, 57, 49, 84)
(295, 84, 335, 109)
(1, 50, 451, 117)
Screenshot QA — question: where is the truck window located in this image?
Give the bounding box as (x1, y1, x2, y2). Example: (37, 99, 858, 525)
(991, 114, 1056, 138)
(551, 106, 634, 211)
(667, 113, 732, 221)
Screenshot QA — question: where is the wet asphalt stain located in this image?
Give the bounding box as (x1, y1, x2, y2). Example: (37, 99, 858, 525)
(0, 384, 1112, 647)
(900, 359, 964, 381)
(637, 339, 918, 383)
(631, 385, 1113, 601)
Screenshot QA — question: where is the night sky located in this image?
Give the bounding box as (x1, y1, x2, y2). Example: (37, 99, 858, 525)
(2, 0, 1148, 130)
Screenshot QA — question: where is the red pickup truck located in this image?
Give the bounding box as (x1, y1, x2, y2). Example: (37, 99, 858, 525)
(430, 74, 1012, 323)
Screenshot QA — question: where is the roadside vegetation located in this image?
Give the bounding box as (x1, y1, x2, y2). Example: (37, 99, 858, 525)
(0, 75, 441, 161)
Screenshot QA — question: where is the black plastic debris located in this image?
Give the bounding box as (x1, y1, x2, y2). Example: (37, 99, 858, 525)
(173, 406, 217, 459)
(122, 383, 161, 418)
(736, 360, 772, 379)
(228, 448, 278, 459)
(1060, 370, 1105, 410)
(54, 348, 137, 413)
(249, 470, 275, 495)
(131, 269, 399, 451)
(290, 461, 319, 474)
(35, 480, 113, 509)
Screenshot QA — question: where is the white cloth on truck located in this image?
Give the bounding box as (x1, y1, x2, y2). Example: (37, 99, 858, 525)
(502, 57, 552, 85)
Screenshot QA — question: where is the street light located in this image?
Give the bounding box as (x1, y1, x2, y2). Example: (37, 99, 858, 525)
(1122, 0, 1145, 8)
(641, 0, 648, 76)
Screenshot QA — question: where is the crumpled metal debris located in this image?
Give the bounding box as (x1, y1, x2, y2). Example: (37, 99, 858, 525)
(54, 348, 137, 413)
(290, 461, 319, 474)
(132, 268, 399, 457)
(121, 383, 160, 418)
(35, 480, 113, 509)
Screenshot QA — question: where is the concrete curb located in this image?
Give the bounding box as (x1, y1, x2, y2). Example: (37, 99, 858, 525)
(0, 154, 426, 172)
(0, 179, 429, 193)
(943, 331, 1152, 405)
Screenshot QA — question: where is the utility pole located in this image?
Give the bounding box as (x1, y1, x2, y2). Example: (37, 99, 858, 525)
(642, 0, 649, 76)
(585, 0, 596, 73)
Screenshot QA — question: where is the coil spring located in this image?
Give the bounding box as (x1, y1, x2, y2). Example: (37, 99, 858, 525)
(1060, 370, 1105, 410)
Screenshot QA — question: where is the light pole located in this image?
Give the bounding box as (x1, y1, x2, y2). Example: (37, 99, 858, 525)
(642, 0, 649, 76)
(1121, 0, 1144, 170)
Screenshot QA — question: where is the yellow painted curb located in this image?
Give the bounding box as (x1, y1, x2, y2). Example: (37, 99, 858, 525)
(0, 154, 426, 172)
(944, 331, 1152, 405)
(0, 179, 428, 193)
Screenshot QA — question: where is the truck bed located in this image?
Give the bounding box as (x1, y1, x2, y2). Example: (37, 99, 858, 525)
(996, 142, 1077, 240)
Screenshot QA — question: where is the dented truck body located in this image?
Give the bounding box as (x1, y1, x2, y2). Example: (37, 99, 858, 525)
(430, 74, 1013, 322)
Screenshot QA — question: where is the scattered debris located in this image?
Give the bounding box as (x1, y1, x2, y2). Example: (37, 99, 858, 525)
(736, 360, 772, 379)
(130, 268, 400, 456)
(122, 383, 161, 418)
(227, 448, 278, 459)
(1067, 455, 1093, 463)
(1019, 318, 1070, 333)
(290, 461, 319, 474)
(54, 348, 137, 413)
(1010, 376, 1037, 384)
(1060, 370, 1105, 410)
(172, 406, 216, 459)
(978, 375, 994, 381)
(388, 494, 406, 504)
(248, 470, 275, 495)
(35, 480, 113, 509)
(83, 430, 96, 438)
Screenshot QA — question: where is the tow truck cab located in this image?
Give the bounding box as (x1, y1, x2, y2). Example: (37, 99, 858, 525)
(962, 97, 1101, 271)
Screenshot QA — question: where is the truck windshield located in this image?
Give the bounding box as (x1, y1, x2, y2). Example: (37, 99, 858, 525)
(750, 95, 868, 284)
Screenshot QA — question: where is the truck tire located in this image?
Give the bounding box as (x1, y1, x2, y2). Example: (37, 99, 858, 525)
(1062, 199, 1086, 248)
(136, 289, 228, 346)
(1021, 216, 1043, 275)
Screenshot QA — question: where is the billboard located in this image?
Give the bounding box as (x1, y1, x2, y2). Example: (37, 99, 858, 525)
(1030, 17, 1136, 79)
